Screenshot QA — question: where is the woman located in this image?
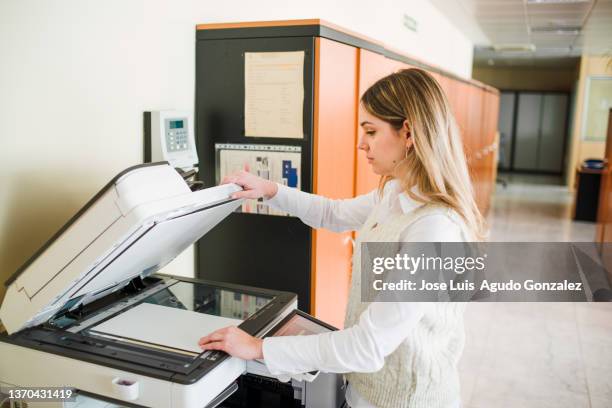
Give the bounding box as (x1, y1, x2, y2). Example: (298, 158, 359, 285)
(198, 68, 485, 408)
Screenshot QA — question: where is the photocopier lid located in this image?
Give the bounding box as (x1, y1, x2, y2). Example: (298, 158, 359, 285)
(0, 162, 242, 334)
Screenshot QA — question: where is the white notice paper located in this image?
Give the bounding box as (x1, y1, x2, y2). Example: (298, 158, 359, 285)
(244, 51, 305, 138)
(90, 303, 242, 353)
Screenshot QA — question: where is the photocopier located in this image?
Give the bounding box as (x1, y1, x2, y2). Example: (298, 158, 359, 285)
(0, 162, 343, 408)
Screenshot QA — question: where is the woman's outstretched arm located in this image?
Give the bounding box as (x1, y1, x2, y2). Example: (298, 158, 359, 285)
(261, 302, 429, 375)
(198, 302, 429, 374)
(222, 170, 377, 232)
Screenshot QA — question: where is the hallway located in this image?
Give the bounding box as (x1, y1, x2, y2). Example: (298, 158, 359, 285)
(460, 176, 612, 408)
(487, 174, 596, 242)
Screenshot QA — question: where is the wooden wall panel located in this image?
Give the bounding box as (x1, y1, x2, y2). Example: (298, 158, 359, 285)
(355, 50, 399, 196)
(443, 80, 500, 215)
(453, 81, 470, 155)
(442, 78, 458, 116)
(481, 90, 490, 213)
(597, 111, 612, 284)
(476, 88, 485, 210)
(437, 74, 452, 104)
(312, 38, 358, 328)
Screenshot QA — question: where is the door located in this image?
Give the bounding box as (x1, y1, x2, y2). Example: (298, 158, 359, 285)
(507, 91, 569, 174)
(514, 93, 542, 171)
(538, 94, 568, 172)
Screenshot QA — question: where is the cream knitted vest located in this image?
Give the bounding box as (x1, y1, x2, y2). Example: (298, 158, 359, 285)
(344, 201, 468, 408)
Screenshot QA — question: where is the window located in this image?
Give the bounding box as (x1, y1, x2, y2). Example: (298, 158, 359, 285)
(582, 77, 612, 141)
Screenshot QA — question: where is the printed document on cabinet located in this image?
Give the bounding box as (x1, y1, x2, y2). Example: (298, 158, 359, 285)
(216, 143, 301, 216)
(244, 51, 305, 139)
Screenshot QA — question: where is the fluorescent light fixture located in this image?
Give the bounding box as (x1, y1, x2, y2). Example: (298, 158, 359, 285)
(527, 0, 590, 4)
(492, 43, 537, 52)
(531, 25, 581, 34)
(534, 46, 574, 54)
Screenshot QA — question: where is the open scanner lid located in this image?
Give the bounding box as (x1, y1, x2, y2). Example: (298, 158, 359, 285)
(0, 162, 242, 334)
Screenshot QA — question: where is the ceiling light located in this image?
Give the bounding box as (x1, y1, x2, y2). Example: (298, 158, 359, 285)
(492, 43, 537, 52)
(534, 46, 574, 54)
(527, 0, 590, 4)
(531, 25, 581, 35)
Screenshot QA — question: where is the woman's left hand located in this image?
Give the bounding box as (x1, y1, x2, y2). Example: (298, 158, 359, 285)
(198, 326, 263, 360)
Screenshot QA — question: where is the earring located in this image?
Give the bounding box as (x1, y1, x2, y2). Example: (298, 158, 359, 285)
(405, 132, 412, 160)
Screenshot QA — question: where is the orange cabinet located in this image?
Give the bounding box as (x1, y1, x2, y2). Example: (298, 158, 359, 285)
(311, 38, 358, 327)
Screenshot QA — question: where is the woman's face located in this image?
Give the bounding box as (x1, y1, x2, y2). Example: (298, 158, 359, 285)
(358, 105, 411, 176)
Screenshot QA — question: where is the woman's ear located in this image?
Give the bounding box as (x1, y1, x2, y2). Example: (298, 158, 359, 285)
(400, 120, 414, 151)
(402, 120, 412, 150)
(402, 120, 411, 139)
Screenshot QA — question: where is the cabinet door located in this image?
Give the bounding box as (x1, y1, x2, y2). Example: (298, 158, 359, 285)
(312, 37, 358, 328)
(439, 75, 455, 111)
(452, 81, 470, 154)
(538, 94, 568, 172)
(514, 93, 542, 170)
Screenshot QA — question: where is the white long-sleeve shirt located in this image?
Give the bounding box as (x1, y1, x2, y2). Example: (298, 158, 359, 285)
(261, 180, 467, 407)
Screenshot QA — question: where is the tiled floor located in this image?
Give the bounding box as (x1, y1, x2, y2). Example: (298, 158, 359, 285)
(488, 173, 596, 242)
(460, 175, 612, 408)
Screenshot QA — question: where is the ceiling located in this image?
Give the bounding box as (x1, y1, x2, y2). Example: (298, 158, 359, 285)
(429, 0, 612, 68)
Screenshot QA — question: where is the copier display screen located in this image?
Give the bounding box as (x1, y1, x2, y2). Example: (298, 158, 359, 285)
(169, 120, 184, 129)
(272, 314, 331, 337)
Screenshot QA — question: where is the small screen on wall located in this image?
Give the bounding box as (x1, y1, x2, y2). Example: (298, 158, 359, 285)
(169, 120, 184, 129)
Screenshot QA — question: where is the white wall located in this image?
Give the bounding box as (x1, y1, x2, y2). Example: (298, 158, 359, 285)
(0, 0, 473, 301)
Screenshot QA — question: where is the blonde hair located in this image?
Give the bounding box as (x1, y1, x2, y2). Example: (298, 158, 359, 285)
(361, 68, 486, 241)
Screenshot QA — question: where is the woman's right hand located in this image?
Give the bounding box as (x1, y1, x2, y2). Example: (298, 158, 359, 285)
(221, 166, 278, 200)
